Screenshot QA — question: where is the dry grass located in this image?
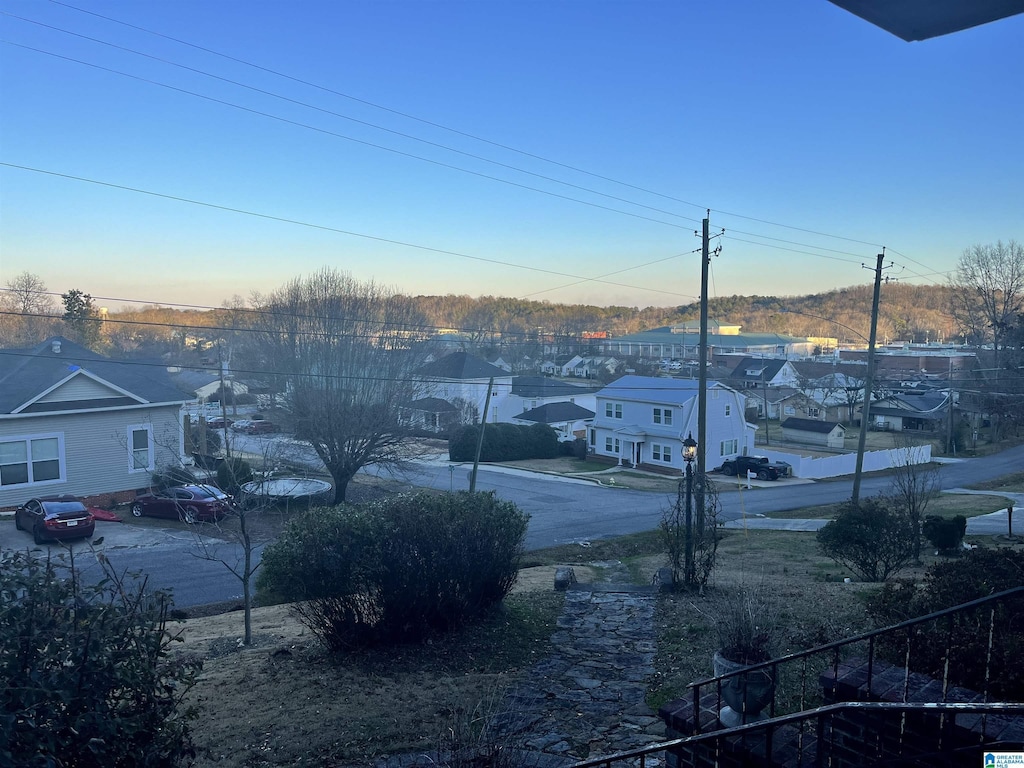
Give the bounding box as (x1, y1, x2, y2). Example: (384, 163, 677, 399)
(174, 529, 879, 767)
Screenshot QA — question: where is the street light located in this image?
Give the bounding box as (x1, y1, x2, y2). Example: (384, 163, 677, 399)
(682, 432, 697, 585)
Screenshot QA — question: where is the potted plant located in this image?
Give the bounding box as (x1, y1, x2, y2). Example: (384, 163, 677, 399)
(712, 585, 779, 727)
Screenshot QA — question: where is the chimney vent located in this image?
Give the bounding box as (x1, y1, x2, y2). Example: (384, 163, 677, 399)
(52, 340, 61, 354)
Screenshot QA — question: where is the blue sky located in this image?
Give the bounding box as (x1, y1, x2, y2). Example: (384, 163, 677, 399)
(1, 1, 1022, 312)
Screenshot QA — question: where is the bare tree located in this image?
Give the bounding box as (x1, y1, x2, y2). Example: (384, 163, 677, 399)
(887, 437, 941, 563)
(949, 240, 1024, 369)
(252, 268, 433, 503)
(1, 271, 56, 344)
(660, 471, 721, 589)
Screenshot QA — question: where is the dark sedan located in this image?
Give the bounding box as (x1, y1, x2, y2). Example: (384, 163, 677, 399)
(130, 484, 235, 524)
(15, 495, 96, 545)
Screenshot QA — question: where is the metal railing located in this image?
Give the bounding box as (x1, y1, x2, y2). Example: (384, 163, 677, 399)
(572, 585, 1024, 768)
(686, 585, 1024, 731)
(571, 702, 1024, 768)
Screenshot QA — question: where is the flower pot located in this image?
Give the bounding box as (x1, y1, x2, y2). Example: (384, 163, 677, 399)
(712, 651, 776, 727)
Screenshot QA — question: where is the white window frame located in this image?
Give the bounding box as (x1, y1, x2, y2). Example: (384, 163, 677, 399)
(605, 436, 614, 452)
(653, 407, 673, 426)
(719, 438, 739, 457)
(725, 404, 731, 417)
(652, 443, 673, 463)
(604, 402, 622, 419)
(0, 433, 66, 488)
(128, 424, 154, 473)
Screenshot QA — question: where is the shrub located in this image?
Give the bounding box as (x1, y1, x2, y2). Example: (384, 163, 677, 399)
(448, 423, 557, 462)
(216, 457, 253, 494)
(816, 496, 917, 582)
(0, 549, 200, 767)
(866, 549, 1024, 699)
(257, 491, 529, 650)
(922, 514, 967, 554)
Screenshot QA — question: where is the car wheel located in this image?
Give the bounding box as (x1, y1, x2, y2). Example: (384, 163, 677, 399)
(181, 507, 198, 525)
(33, 525, 46, 546)
(757, 469, 770, 481)
(131, 502, 145, 518)
(722, 464, 736, 476)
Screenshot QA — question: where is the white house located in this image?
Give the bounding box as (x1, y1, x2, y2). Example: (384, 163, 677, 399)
(512, 401, 595, 442)
(588, 375, 755, 474)
(413, 352, 512, 424)
(0, 337, 191, 509)
(495, 376, 599, 423)
(560, 355, 622, 379)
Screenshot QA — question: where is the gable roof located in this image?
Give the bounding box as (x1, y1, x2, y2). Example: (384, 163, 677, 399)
(514, 402, 596, 424)
(0, 337, 189, 415)
(415, 351, 507, 380)
(511, 376, 599, 398)
(728, 357, 789, 382)
(781, 417, 845, 433)
(745, 386, 817, 405)
(402, 397, 458, 413)
(596, 375, 724, 405)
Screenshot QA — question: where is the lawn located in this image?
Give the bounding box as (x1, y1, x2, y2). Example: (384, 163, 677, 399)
(765, 492, 1013, 520)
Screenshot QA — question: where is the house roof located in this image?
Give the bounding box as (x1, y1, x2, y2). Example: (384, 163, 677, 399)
(415, 351, 507, 380)
(596, 375, 723, 405)
(168, 369, 220, 395)
(827, 0, 1024, 42)
(781, 417, 845, 433)
(727, 357, 790, 383)
(403, 397, 458, 413)
(514, 402, 596, 424)
(0, 337, 190, 414)
(511, 376, 599, 398)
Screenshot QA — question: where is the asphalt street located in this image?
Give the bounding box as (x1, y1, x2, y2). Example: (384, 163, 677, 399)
(4, 437, 1022, 608)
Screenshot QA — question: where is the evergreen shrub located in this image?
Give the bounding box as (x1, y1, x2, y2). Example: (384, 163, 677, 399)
(256, 491, 529, 650)
(0, 550, 200, 767)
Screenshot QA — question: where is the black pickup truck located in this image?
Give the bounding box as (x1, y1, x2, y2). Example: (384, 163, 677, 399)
(717, 455, 791, 481)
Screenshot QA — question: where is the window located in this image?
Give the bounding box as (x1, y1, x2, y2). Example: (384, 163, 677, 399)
(589, 429, 595, 446)
(652, 443, 672, 463)
(725, 404, 732, 417)
(785, 406, 796, 416)
(604, 402, 622, 419)
(128, 425, 153, 473)
(653, 408, 673, 425)
(0, 435, 63, 487)
(605, 437, 613, 452)
(809, 407, 820, 418)
(719, 438, 738, 457)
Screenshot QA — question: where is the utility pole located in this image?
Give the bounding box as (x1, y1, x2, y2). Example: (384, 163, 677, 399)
(697, 216, 710, 480)
(761, 355, 770, 446)
(469, 376, 495, 493)
(852, 251, 890, 506)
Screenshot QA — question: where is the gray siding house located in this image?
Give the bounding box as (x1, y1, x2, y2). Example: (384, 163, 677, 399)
(0, 337, 190, 509)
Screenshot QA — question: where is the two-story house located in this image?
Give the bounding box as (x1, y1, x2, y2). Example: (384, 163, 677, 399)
(496, 376, 599, 422)
(0, 337, 191, 509)
(588, 375, 754, 474)
(410, 352, 512, 425)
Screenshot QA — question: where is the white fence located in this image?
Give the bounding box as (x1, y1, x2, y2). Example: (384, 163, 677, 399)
(760, 444, 932, 480)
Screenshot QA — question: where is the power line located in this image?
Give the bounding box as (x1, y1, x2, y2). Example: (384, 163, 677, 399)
(3, 40, 700, 233)
(22, 4, 894, 254)
(0, 162, 698, 300)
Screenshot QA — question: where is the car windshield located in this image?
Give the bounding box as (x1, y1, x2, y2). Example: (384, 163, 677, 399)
(42, 501, 88, 516)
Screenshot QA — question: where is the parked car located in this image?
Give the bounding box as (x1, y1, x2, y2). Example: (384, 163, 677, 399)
(130, 484, 235, 523)
(14, 495, 96, 545)
(205, 416, 233, 429)
(232, 419, 278, 434)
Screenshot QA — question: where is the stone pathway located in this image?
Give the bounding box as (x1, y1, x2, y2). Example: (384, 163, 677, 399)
(376, 570, 666, 768)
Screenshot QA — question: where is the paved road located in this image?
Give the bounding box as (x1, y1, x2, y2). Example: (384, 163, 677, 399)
(5, 439, 1022, 608)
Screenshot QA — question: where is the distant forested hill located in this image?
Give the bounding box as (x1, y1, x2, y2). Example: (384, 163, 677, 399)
(408, 284, 955, 345)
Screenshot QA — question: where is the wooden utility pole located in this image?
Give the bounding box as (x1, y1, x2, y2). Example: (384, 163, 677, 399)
(852, 252, 887, 505)
(469, 377, 495, 493)
(697, 217, 710, 478)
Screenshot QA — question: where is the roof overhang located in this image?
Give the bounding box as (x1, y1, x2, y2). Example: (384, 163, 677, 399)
(828, 0, 1024, 41)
